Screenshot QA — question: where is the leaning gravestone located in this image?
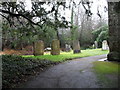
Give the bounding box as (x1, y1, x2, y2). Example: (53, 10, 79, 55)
(73, 40, 81, 54)
(51, 39, 60, 55)
(102, 40, 109, 50)
(33, 40, 44, 56)
(94, 41, 98, 49)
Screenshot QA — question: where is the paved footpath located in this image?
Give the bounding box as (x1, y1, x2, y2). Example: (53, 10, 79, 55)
(21, 54, 107, 88)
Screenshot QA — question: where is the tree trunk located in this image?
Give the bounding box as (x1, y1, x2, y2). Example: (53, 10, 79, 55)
(107, 2, 120, 61)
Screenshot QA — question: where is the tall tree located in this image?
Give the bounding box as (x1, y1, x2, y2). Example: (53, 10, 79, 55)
(70, 4, 81, 53)
(0, 1, 68, 49)
(107, 2, 120, 61)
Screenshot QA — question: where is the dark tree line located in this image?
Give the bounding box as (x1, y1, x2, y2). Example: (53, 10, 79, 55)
(0, 1, 69, 49)
(0, 0, 93, 50)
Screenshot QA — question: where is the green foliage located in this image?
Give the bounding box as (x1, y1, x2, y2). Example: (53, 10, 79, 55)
(2, 20, 57, 49)
(2, 21, 35, 49)
(23, 49, 108, 62)
(2, 55, 59, 88)
(70, 6, 79, 46)
(92, 25, 108, 47)
(97, 30, 108, 47)
(59, 25, 79, 48)
(72, 25, 79, 40)
(59, 32, 71, 48)
(35, 25, 57, 47)
(1, 2, 70, 49)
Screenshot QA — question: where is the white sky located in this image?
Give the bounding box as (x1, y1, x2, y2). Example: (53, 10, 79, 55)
(90, 0, 108, 19)
(18, 0, 108, 22)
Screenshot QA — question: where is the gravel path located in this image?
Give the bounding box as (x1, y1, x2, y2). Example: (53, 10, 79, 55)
(21, 54, 107, 88)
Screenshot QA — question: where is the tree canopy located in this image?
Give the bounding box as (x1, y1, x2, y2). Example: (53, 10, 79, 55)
(0, 0, 108, 50)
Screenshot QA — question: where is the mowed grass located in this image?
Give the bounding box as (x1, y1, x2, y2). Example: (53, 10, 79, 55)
(93, 61, 120, 88)
(93, 61, 120, 74)
(23, 49, 108, 62)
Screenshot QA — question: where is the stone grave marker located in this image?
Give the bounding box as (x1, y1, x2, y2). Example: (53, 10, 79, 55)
(65, 44, 71, 52)
(102, 40, 109, 50)
(92, 44, 95, 49)
(94, 41, 98, 49)
(73, 40, 81, 54)
(33, 40, 44, 56)
(51, 39, 60, 55)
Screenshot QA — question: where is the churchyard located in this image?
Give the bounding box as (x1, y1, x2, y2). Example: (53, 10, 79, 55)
(0, 0, 120, 89)
(2, 48, 109, 88)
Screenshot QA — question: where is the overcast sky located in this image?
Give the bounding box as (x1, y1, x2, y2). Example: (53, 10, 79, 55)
(18, 0, 108, 22)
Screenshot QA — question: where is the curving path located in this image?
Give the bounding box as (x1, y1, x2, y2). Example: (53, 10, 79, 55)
(21, 54, 107, 88)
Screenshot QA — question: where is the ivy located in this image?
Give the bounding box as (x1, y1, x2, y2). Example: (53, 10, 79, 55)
(2, 55, 59, 88)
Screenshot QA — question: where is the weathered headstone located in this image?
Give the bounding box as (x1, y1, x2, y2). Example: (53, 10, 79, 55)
(51, 39, 60, 55)
(73, 40, 81, 54)
(92, 44, 95, 49)
(102, 40, 109, 50)
(94, 41, 98, 49)
(33, 40, 44, 56)
(65, 44, 71, 52)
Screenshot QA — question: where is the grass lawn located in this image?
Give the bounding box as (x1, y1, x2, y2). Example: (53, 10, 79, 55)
(93, 61, 120, 88)
(23, 49, 109, 62)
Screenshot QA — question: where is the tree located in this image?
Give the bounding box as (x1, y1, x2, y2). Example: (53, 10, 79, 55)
(92, 25, 108, 48)
(107, 2, 120, 61)
(0, 1, 69, 49)
(70, 4, 81, 53)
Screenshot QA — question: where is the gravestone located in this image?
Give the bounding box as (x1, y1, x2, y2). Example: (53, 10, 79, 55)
(65, 44, 71, 52)
(73, 40, 81, 54)
(102, 40, 109, 50)
(51, 39, 60, 55)
(33, 40, 44, 56)
(94, 41, 98, 49)
(92, 44, 95, 49)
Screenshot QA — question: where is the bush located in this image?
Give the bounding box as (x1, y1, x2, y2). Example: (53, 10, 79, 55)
(92, 26, 108, 47)
(97, 31, 108, 47)
(2, 55, 59, 88)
